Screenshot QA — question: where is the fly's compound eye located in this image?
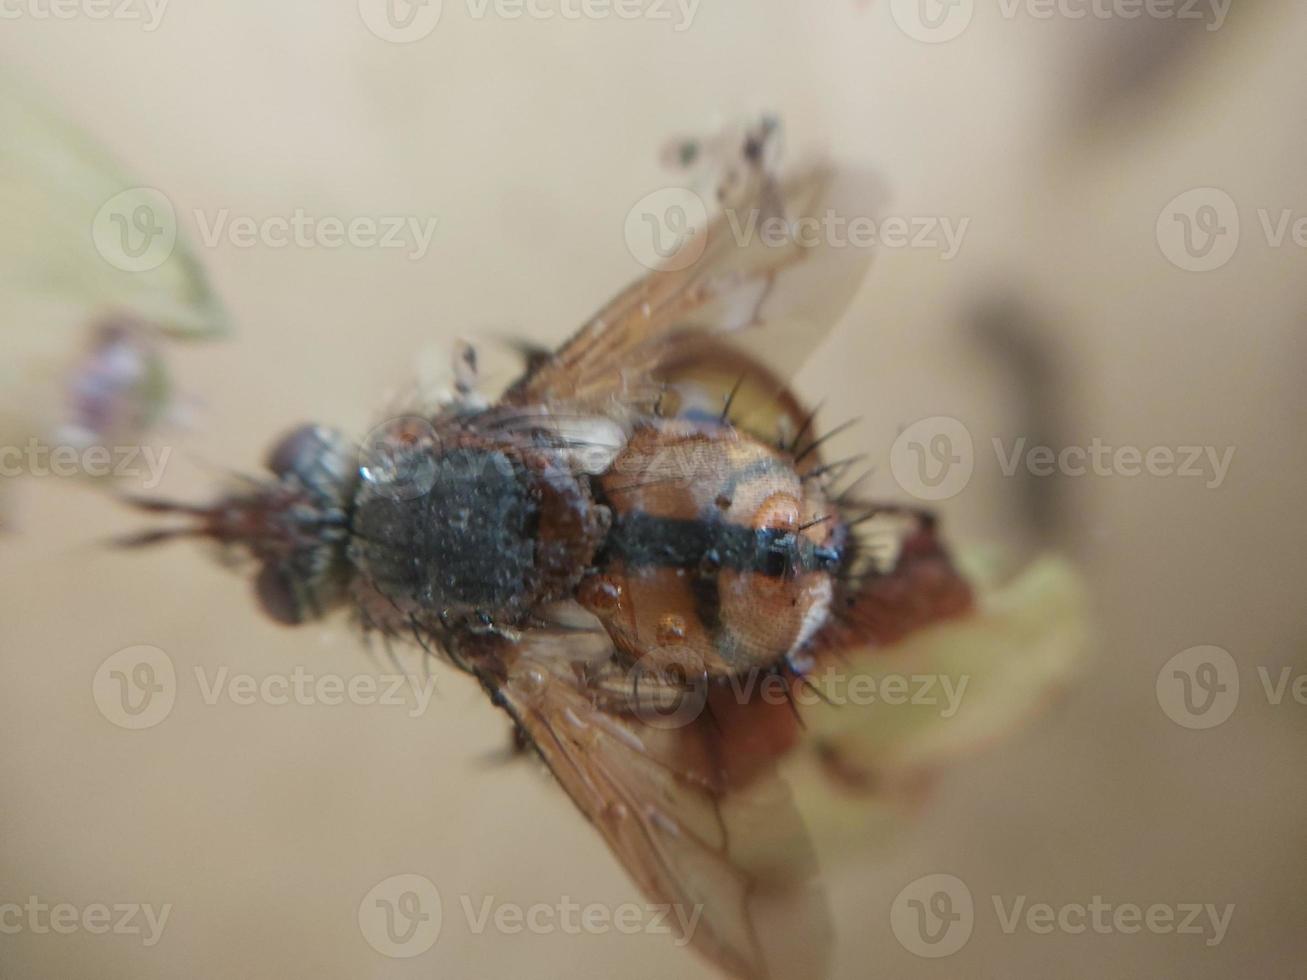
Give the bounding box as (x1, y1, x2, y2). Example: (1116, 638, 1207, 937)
(267, 424, 336, 479)
(265, 423, 357, 506)
(255, 561, 305, 625)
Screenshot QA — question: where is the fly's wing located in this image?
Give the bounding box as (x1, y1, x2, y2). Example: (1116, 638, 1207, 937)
(475, 608, 831, 980)
(506, 138, 882, 431)
(476, 550, 1086, 975)
(0, 77, 226, 459)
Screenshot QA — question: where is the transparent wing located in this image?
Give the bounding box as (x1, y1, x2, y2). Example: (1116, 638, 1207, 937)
(507, 120, 881, 422)
(475, 607, 831, 980)
(0, 76, 226, 456)
(467, 525, 1084, 977)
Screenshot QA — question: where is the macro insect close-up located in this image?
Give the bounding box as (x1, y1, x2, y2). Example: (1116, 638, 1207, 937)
(1, 6, 1303, 980)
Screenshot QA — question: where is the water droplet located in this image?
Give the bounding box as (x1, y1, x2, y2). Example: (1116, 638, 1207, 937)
(699, 550, 722, 575)
(605, 801, 630, 821)
(510, 667, 547, 698)
(656, 614, 687, 646)
(579, 575, 622, 615)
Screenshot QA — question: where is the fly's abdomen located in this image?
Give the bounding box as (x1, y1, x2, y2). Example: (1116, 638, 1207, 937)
(579, 420, 843, 678)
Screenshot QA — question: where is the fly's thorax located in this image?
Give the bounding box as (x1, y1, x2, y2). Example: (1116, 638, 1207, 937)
(582, 420, 843, 678)
(348, 432, 606, 631)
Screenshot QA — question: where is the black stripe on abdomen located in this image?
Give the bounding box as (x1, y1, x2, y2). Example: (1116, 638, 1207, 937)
(601, 511, 842, 578)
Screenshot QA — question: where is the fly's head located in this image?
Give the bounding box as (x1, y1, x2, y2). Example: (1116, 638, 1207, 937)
(123, 423, 358, 625)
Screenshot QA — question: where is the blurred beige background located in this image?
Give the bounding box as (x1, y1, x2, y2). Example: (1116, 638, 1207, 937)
(2, 1, 1305, 977)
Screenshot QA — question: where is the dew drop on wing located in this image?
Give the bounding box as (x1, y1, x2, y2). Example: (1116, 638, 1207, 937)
(508, 666, 548, 701)
(604, 801, 630, 822)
